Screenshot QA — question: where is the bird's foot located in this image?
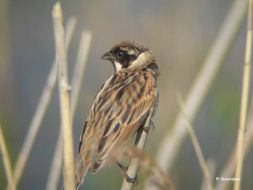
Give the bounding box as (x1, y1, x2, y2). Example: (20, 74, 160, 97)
(143, 120, 155, 132)
(117, 162, 138, 185)
(125, 174, 138, 185)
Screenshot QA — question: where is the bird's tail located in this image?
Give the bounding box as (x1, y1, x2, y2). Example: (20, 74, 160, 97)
(74, 155, 91, 190)
(61, 155, 91, 190)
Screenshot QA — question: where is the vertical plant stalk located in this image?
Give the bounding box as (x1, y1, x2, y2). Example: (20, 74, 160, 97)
(44, 18, 77, 190)
(217, 96, 253, 190)
(52, 2, 75, 190)
(177, 94, 213, 190)
(71, 31, 92, 115)
(234, 0, 252, 189)
(10, 17, 76, 189)
(120, 108, 154, 190)
(58, 84, 74, 190)
(45, 137, 62, 190)
(46, 31, 92, 190)
(154, 0, 247, 176)
(0, 124, 16, 190)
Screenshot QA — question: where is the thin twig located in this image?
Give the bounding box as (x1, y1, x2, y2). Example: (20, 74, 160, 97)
(177, 94, 213, 190)
(52, 2, 75, 190)
(46, 31, 92, 190)
(0, 124, 16, 190)
(120, 108, 154, 190)
(217, 96, 253, 190)
(152, 0, 248, 184)
(10, 17, 76, 189)
(234, 0, 253, 189)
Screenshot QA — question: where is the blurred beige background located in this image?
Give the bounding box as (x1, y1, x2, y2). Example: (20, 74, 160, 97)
(0, 0, 252, 189)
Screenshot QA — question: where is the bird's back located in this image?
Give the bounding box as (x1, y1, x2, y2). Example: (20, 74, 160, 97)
(77, 68, 158, 174)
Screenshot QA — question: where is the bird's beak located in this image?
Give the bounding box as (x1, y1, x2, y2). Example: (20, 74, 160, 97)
(101, 51, 112, 61)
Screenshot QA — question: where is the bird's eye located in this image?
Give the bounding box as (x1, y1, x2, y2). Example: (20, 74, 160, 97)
(116, 51, 125, 59)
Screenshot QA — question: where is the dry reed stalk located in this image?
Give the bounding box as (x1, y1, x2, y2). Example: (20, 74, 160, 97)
(217, 96, 253, 190)
(177, 94, 213, 190)
(151, 0, 247, 185)
(45, 16, 77, 190)
(120, 107, 154, 190)
(0, 124, 16, 190)
(58, 85, 75, 190)
(52, 2, 75, 190)
(71, 31, 92, 115)
(45, 136, 62, 190)
(65, 17, 77, 49)
(234, 0, 253, 189)
(10, 17, 76, 189)
(46, 31, 92, 190)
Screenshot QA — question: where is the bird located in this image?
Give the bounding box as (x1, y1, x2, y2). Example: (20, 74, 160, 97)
(74, 41, 159, 189)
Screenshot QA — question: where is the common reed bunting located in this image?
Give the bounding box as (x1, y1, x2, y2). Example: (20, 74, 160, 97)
(74, 41, 159, 189)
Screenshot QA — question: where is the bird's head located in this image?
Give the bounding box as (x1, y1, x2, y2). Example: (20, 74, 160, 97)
(101, 41, 155, 72)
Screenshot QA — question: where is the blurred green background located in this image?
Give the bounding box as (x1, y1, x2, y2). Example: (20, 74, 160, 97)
(0, 0, 252, 189)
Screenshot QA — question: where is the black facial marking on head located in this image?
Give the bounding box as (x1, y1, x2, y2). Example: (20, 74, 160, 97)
(113, 48, 129, 68)
(116, 50, 125, 59)
(129, 54, 137, 62)
(106, 41, 152, 70)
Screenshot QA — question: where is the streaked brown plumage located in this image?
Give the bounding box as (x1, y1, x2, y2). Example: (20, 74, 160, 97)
(75, 41, 159, 189)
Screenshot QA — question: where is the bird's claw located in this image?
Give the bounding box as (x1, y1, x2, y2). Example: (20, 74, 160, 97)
(143, 121, 155, 132)
(125, 174, 138, 185)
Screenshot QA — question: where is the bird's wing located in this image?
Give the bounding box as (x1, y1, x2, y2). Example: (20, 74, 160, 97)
(90, 72, 158, 172)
